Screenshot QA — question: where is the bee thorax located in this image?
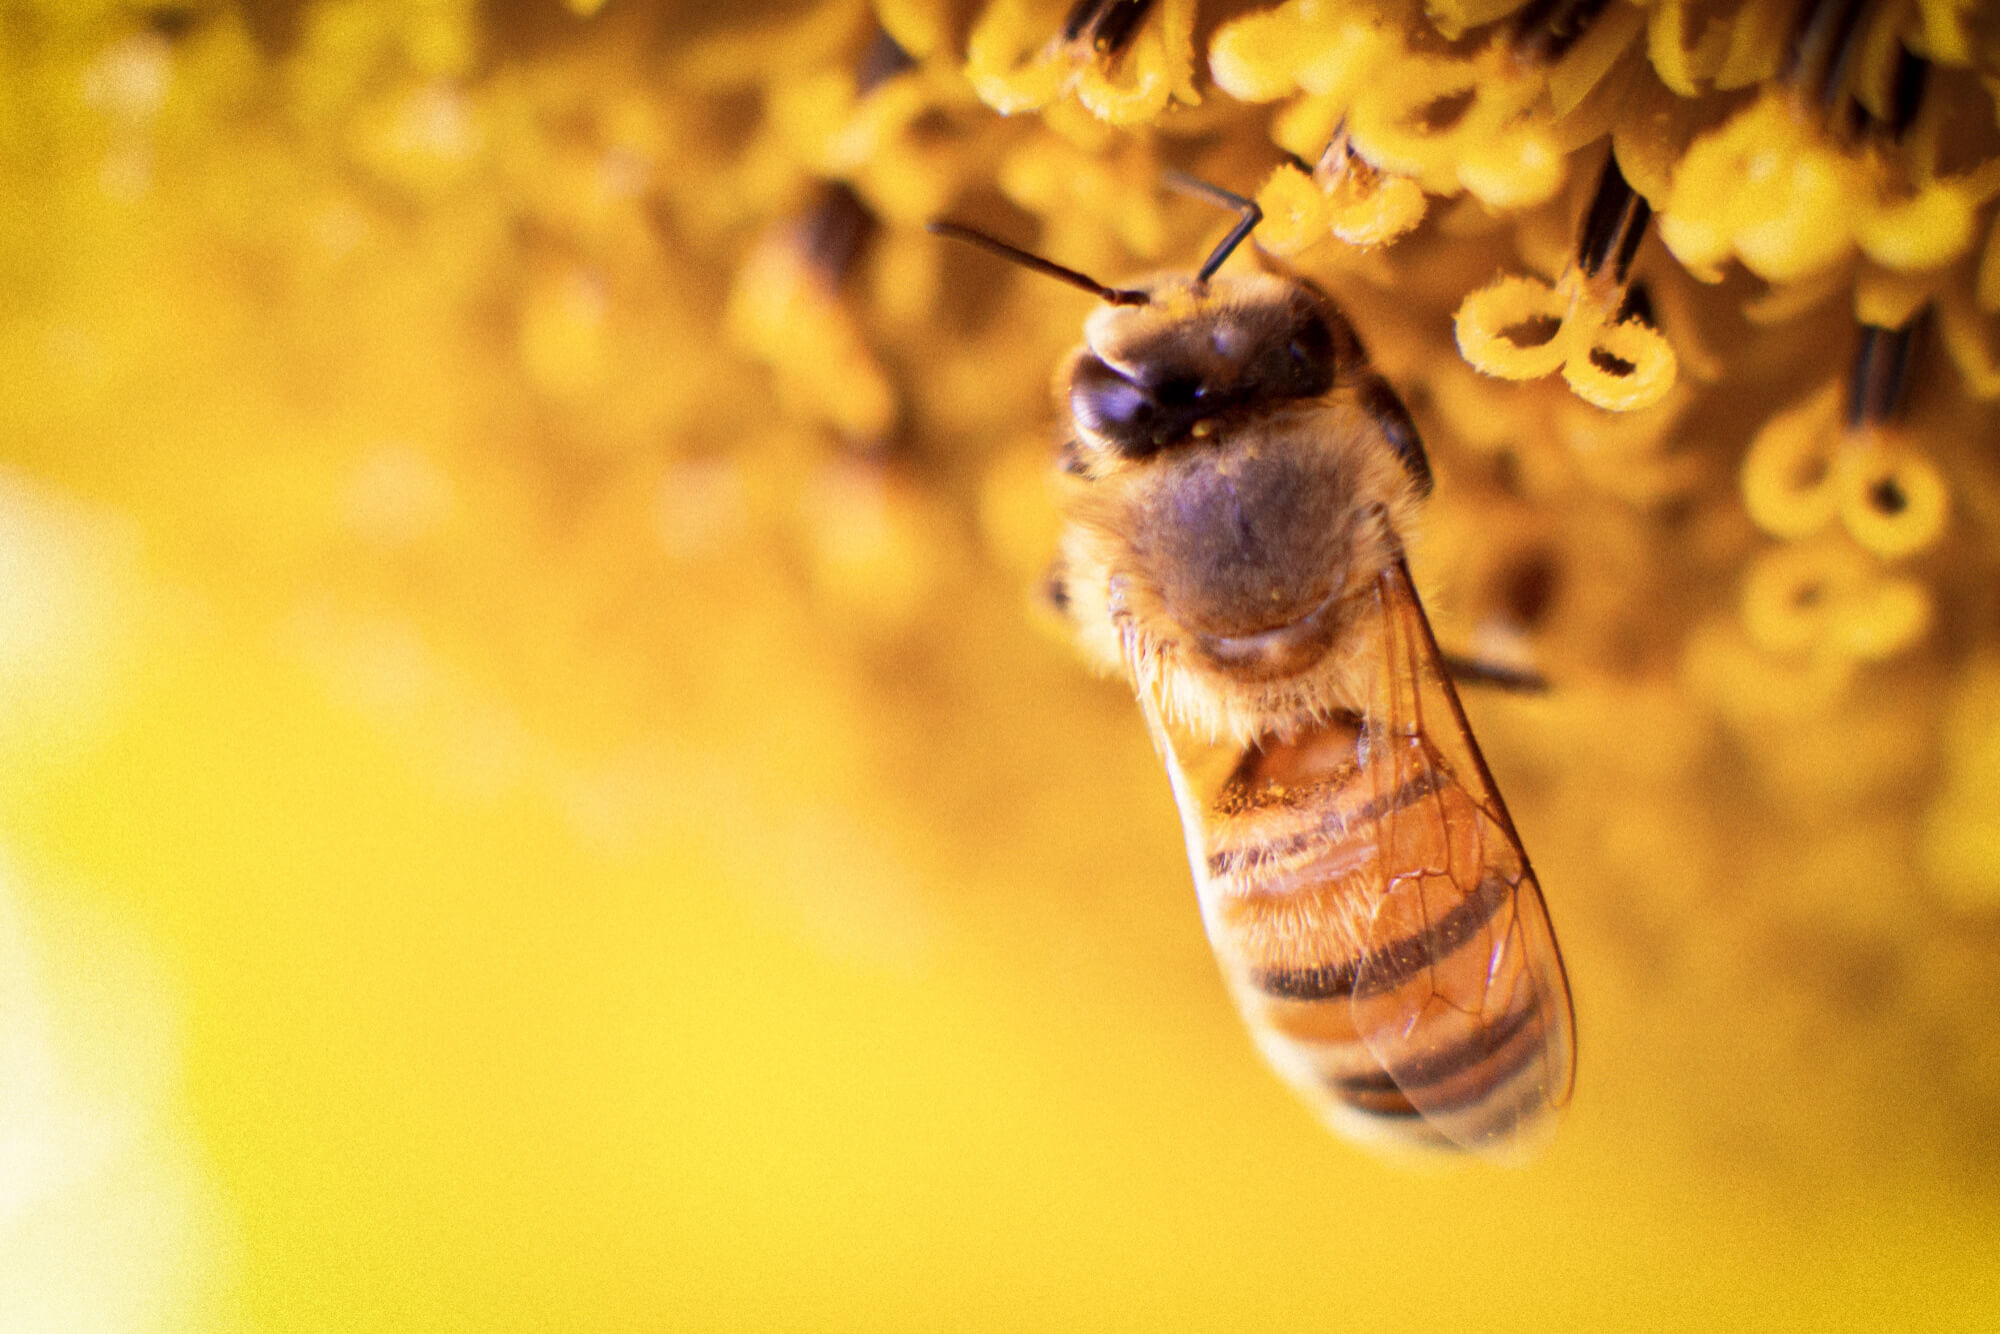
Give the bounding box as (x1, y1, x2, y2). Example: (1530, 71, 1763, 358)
(1138, 444, 1357, 666)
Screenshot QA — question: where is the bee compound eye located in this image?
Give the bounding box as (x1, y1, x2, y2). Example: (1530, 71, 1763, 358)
(1284, 311, 1337, 394)
(1074, 370, 1150, 428)
(1071, 357, 1161, 451)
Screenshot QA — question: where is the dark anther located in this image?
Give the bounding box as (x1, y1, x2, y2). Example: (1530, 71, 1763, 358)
(1577, 154, 1651, 284)
(143, 6, 200, 39)
(1846, 314, 1925, 428)
(1501, 551, 1560, 629)
(800, 183, 877, 287)
(855, 24, 918, 97)
(1061, 0, 1098, 42)
(1090, 0, 1154, 54)
(1063, 0, 1155, 55)
(1787, 1, 1930, 142)
(1787, 0, 1871, 111)
(1511, 0, 1613, 64)
(1845, 97, 1875, 139)
(1611, 195, 1652, 284)
(1886, 47, 1930, 139)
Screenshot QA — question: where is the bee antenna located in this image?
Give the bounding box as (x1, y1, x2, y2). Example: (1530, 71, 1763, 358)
(1164, 171, 1263, 283)
(926, 220, 1150, 306)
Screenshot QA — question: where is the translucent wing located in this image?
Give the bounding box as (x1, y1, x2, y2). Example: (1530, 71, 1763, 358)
(1346, 558, 1576, 1161)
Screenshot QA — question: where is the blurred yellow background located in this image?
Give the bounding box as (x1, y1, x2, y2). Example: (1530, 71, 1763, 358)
(4, 1, 2000, 1330)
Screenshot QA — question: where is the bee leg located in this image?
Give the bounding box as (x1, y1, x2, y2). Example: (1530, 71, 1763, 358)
(1042, 562, 1075, 621)
(1846, 313, 1925, 429)
(1057, 437, 1091, 476)
(1356, 375, 1432, 496)
(1440, 654, 1549, 694)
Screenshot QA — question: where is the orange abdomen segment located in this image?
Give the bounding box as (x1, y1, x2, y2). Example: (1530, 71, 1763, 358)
(1195, 719, 1571, 1155)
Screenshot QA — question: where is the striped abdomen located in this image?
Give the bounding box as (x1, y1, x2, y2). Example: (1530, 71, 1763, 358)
(1188, 713, 1574, 1158)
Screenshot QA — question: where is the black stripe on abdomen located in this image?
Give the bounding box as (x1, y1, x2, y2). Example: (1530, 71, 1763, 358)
(1329, 1000, 1542, 1101)
(1206, 768, 1446, 879)
(1247, 870, 1513, 1001)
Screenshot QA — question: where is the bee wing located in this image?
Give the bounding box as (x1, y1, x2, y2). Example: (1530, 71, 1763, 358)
(1346, 559, 1576, 1162)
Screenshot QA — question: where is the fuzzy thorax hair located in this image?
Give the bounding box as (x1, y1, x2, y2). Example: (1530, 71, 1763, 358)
(1058, 390, 1423, 746)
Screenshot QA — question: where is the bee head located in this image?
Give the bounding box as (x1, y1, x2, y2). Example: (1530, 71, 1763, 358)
(1066, 275, 1361, 463)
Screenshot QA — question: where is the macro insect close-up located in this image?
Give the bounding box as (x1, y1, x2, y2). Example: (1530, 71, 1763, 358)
(4, 0, 2000, 1329)
(937, 187, 1576, 1159)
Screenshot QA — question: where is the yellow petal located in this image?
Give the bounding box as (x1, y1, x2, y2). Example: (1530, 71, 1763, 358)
(1326, 166, 1427, 248)
(966, 0, 1064, 115)
(1458, 125, 1565, 210)
(1562, 316, 1678, 411)
(1833, 576, 1932, 660)
(1207, 4, 1311, 102)
(1740, 384, 1842, 539)
(1455, 275, 1574, 380)
(1858, 183, 1978, 273)
(1739, 539, 1853, 655)
(1252, 163, 1331, 258)
(1646, 0, 1729, 96)
(1838, 442, 1950, 560)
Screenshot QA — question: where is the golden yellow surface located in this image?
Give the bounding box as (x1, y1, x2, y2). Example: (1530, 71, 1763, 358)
(4, 2, 2000, 1330)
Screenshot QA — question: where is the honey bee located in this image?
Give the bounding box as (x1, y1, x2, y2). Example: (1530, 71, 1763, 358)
(934, 181, 1575, 1161)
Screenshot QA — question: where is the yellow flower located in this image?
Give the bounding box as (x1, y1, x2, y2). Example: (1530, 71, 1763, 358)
(1252, 135, 1428, 259)
(9, 4, 2000, 1323)
(1837, 437, 1950, 560)
(1741, 373, 1949, 559)
(967, 0, 1198, 127)
(726, 186, 899, 447)
(1455, 267, 1678, 411)
(1659, 89, 1998, 285)
(1213, 1, 1572, 213)
(1924, 659, 2000, 907)
(1740, 536, 1932, 664)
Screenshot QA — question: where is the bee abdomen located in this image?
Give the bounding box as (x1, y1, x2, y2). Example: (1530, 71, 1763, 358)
(1235, 963, 1556, 1151)
(1238, 986, 1463, 1151)
(1240, 868, 1512, 1001)
(1197, 726, 1548, 1151)
(1327, 996, 1548, 1115)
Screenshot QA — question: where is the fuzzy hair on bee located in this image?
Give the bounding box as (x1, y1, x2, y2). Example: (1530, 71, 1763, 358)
(929, 185, 1573, 1162)
(1054, 271, 1431, 745)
